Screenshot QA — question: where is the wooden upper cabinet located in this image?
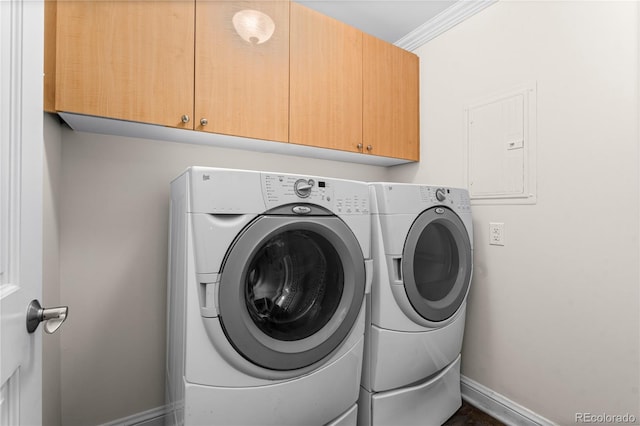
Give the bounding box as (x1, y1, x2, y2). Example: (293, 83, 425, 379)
(289, 3, 363, 153)
(47, 1, 419, 163)
(44, 0, 57, 113)
(195, 1, 289, 142)
(363, 34, 419, 161)
(54, 0, 195, 129)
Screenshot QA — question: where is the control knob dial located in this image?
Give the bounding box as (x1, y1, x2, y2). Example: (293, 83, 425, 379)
(294, 179, 314, 198)
(435, 188, 446, 202)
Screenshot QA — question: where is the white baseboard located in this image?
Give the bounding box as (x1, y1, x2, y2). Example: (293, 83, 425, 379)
(461, 375, 557, 426)
(99, 377, 555, 426)
(99, 405, 169, 426)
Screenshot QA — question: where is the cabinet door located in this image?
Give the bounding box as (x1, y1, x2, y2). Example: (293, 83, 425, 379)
(195, 1, 289, 142)
(44, 0, 57, 113)
(55, 0, 195, 129)
(290, 3, 362, 153)
(363, 34, 419, 161)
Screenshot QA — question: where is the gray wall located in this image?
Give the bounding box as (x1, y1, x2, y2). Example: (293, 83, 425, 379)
(43, 113, 62, 426)
(388, 1, 639, 424)
(56, 127, 389, 425)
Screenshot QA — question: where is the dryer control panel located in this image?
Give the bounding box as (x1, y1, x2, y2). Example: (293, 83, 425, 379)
(419, 186, 471, 213)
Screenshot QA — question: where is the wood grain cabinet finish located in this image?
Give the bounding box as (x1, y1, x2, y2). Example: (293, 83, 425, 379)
(195, 1, 289, 142)
(44, 0, 57, 113)
(289, 3, 363, 154)
(363, 34, 420, 161)
(47, 1, 419, 163)
(54, 0, 195, 129)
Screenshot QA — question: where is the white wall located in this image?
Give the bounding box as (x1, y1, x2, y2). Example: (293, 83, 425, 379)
(389, 1, 639, 424)
(57, 127, 389, 425)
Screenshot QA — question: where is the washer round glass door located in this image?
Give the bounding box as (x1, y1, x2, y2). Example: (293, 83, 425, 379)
(218, 215, 365, 371)
(402, 207, 472, 322)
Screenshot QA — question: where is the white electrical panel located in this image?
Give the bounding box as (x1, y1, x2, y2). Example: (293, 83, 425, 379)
(466, 84, 536, 204)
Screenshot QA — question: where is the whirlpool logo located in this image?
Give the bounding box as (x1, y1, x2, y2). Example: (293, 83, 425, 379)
(292, 205, 312, 215)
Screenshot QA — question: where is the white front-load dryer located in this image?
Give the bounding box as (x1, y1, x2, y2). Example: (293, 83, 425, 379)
(359, 183, 473, 426)
(166, 167, 372, 426)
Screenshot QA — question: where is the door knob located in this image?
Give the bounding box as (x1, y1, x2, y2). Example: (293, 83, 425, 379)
(26, 299, 68, 334)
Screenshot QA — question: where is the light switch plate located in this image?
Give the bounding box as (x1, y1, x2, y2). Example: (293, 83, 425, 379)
(489, 222, 504, 246)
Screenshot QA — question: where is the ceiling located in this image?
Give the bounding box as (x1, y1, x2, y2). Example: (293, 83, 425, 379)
(296, 0, 458, 44)
(296, 0, 496, 50)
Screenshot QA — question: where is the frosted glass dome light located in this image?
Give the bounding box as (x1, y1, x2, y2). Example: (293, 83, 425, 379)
(232, 10, 275, 45)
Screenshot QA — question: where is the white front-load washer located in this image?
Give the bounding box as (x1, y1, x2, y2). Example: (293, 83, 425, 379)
(166, 167, 372, 426)
(359, 183, 473, 426)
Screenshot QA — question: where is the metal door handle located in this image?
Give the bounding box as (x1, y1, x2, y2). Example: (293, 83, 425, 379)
(26, 299, 68, 334)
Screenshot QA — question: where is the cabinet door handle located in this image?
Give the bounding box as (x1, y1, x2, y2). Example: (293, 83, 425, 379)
(181, 114, 190, 124)
(200, 118, 208, 126)
(366, 145, 373, 152)
(357, 143, 363, 151)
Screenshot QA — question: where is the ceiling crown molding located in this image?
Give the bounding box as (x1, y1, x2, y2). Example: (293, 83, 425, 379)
(394, 0, 497, 51)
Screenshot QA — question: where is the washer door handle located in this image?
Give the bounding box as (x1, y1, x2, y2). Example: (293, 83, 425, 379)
(26, 299, 68, 334)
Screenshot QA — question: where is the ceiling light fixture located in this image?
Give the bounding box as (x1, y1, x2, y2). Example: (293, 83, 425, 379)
(232, 10, 275, 45)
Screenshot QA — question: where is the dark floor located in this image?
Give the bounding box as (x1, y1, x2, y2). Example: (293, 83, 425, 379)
(443, 402, 506, 426)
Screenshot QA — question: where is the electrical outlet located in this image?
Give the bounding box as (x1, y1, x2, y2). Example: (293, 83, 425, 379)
(489, 222, 504, 246)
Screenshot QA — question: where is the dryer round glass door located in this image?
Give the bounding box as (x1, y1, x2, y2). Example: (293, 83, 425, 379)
(218, 215, 365, 371)
(402, 207, 472, 322)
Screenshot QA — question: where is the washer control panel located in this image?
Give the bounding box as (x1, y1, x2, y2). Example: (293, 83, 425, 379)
(262, 173, 332, 206)
(261, 173, 368, 215)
